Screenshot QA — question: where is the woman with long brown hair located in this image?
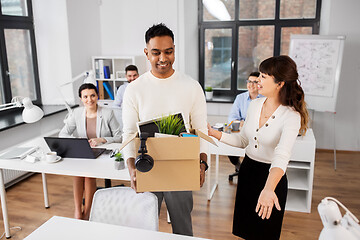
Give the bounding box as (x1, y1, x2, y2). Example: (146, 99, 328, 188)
(208, 55, 308, 239)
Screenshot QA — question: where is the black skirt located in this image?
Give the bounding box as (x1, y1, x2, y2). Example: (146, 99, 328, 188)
(232, 155, 288, 240)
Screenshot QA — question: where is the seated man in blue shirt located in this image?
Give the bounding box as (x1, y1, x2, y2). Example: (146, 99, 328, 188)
(113, 65, 139, 108)
(228, 72, 263, 174)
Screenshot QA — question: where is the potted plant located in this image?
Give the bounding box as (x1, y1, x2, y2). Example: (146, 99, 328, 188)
(114, 152, 125, 170)
(205, 86, 213, 100)
(154, 114, 185, 137)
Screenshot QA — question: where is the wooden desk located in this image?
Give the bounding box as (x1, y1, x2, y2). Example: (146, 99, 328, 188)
(24, 216, 210, 240)
(0, 130, 130, 238)
(206, 129, 316, 214)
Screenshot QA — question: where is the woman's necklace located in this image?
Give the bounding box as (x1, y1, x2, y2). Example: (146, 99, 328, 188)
(262, 104, 270, 118)
(262, 106, 271, 118)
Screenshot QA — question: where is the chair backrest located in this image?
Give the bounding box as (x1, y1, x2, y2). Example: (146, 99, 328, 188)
(89, 187, 158, 231)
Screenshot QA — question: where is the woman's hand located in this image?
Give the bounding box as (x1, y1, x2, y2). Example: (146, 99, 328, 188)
(207, 123, 222, 140)
(88, 138, 106, 147)
(255, 188, 281, 219)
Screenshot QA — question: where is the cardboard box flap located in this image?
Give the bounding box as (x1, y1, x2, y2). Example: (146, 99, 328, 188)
(118, 132, 138, 151)
(135, 137, 199, 160)
(193, 129, 218, 147)
(118, 128, 217, 154)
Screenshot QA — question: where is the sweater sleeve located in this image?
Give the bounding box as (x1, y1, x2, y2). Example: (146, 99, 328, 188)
(121, 85, 139, 160)
(270, 110, 301, 173)
(189, 81, 208, 155)
(220, 99, 254, 148)
(220, 127, 248, 149)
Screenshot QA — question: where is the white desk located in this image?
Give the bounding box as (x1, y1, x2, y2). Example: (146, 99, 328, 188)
(0, 130, 130, 238)
(206, 129, 316, 214)
(24, 216, 210, 240)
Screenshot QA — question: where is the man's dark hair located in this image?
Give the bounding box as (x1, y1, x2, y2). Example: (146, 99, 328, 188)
(249, 72, 260, 78)
(78, 83, 98, 97)
(145, 23, 174, 44)
(125, 65, 138, 73)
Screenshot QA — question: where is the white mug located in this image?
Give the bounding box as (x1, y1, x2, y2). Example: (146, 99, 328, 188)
(46, 152, 57, 162)
(232, 120, 241, 132)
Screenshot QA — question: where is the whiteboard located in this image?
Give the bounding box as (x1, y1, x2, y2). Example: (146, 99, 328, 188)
(289, 35, 345, 113)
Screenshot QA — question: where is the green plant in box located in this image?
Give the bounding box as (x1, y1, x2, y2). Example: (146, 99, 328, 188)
(154, 114, 185, 136)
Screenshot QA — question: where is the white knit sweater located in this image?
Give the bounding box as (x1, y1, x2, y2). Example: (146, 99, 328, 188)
(220, 97, 301, 173)
(122, 70, 208, 160)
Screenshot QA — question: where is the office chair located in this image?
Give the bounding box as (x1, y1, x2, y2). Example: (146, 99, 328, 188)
(89, 187, 159, 231)
(229, 168, 239, 181)
(228, 156, 240, 181)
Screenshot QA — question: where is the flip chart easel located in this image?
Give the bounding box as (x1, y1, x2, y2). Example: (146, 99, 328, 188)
(289, 35, 346, 169)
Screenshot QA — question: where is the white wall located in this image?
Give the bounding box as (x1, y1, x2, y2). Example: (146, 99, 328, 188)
(67, 0, 102, 79)
(66, 0, 102, 104)
(99, 0, 181, 71)
(313, 0, 360, 150)
(33, 0, 101, 105)
(33, 0, 73, 105)
(183, 0, 199, 80)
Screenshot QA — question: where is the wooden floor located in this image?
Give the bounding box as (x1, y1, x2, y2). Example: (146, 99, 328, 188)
(0, 150, 359, 239)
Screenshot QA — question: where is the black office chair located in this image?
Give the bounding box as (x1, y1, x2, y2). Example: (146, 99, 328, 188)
(228, 156, 240, 181)
(228, 169, 239, 181)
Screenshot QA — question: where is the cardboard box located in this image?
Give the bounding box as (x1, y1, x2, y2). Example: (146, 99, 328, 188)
(120, 130, 216, 192)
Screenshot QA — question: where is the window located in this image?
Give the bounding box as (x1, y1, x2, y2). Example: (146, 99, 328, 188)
(204, 29, 232, 90)
(199, 0, 322, 100)
(0, 0, 41, 107)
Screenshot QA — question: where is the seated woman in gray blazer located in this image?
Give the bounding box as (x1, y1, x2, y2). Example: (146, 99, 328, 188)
(59, 83, 121, 220)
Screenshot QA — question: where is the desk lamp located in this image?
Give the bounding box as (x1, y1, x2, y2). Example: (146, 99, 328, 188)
(69, 70, 96, 86)
(0, 96, 44, 123)
(59, 70, 96, 114)
(318, 197, 360, 240)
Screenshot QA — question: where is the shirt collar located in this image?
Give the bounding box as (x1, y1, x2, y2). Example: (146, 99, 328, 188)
(247, 92, 262, 100)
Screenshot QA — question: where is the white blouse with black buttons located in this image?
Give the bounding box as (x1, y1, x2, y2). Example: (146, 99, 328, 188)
(220, 97, 301, 174)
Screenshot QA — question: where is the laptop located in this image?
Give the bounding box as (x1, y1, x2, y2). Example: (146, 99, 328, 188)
(44, 137, 106, 159)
